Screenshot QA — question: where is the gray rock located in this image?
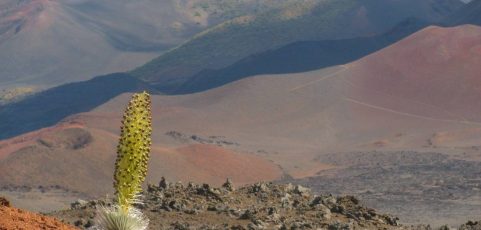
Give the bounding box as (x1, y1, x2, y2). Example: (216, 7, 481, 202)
(439, 225, 454, 230)
(320, 195, 337, 209)
(240, 209, 257, 220)
(294, 185, 311, 197)
(70, 199, 88, 209)
(222, 178, 235, 192)
(281, 193, 292, 208)
(459, 221, 481, 230)
(314, 204, 332, 220)
(252, 183, 270, 193)
(159, 177, 169, 190)
(328, 221, 353, 230)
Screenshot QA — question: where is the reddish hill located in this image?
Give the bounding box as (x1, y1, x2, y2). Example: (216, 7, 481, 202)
(348, 25, 481, 123)
(0, 121, 282, 199)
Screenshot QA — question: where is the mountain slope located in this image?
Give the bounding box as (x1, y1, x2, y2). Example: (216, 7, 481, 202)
(132, 0, 463, 92)
(0, 0, 293, 90)
(0, 3, 456, 139)
(444, 0, 481, 26)
(177, 18, 428, 93)
(0, 73, 157, 140)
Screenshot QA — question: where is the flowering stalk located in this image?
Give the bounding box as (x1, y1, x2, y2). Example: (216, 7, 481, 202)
(96, 91, 152, 230)
(114, 91, 152, 212)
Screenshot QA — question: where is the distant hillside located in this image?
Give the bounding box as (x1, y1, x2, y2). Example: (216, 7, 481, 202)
(177, 18, 428, 94)
(132, 0, 463, 92)
(0, 124, 282, 198)
(444, 0, 481, 26)
(0, 0, 293, 90)
(0, 73, 156, 140)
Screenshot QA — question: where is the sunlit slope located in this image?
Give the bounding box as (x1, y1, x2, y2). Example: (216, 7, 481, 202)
(0, 0, 294, 90)
(176, 18, 428, 93)
(132, 0, 463, 92)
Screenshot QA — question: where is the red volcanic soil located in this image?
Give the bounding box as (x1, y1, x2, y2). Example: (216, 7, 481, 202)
(0, 118, 283, 199)
(178, 144, 281, 183)
(0, 121, 84, 161)
(0, 197, 78, 230)
(346, 25, 481, 123)
(147, 144, 282, 186)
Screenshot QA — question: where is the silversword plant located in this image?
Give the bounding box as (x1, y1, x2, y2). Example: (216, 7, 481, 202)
(96, 92, 152, 230)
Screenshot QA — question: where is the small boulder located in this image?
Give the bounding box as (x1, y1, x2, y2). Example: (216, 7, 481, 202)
(222, 178, 235, 192)
(459, 220, 481, 230)
(294, 185, 311, 197)
(159, 177, 169, 190)
(0, 196, 10, 207)
(251, 183, 270, 193)
(70, 199, 88, 210)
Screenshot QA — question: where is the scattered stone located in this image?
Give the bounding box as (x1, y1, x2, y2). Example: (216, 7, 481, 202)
(328, 221, 353, 230)
(187, 182, 199, 190)
(240, 209, 257, 220)
(50, 180, 456, 230)
(439, 225, 454, 230)
(460, 220, 481, 230)
(84, 219, 95, 228)
(0, 196, 10, 207)
(281, 193, 292, 208)
(320, 195, 337, 209)
(223, 178, 235, 192)
(294, 185, 311, 197)
(70, 199, 88, 210)
(159, 177, 169, 190)
(73, 218, 85, 227)
(251, 182, 270, 193)
(171, 221, 191, 230)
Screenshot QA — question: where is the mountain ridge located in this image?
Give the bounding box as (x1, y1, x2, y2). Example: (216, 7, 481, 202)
(176, 17, 429, 94)
(0, 0, 296, 90)
(131, 0, 463, 92)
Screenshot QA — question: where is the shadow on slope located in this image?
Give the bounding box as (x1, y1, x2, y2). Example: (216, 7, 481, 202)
(176, 18, 428, 94)
(443, 0, 481, 26)
(132, 0, 462, 91)
(0, 18, 428, 140)
(0, 73, 157, 140)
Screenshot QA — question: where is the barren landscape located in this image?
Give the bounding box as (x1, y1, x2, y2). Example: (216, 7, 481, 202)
(2, 24, 481, 227)
(2, 1, 481, 228)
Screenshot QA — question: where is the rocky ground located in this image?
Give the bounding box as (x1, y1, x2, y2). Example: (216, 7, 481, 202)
(47, 179, 480, 230)
(284, 151, 481, 227)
